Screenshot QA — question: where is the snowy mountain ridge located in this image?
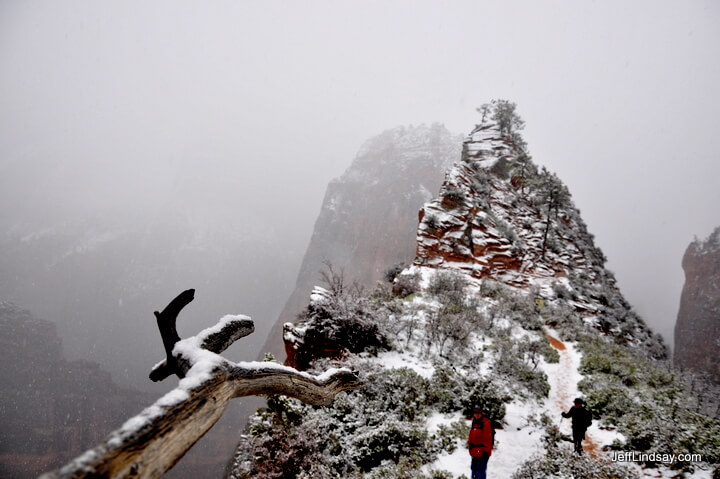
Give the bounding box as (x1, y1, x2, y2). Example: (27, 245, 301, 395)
(409, 113, 665, 359)
(229, 103, 719, 479)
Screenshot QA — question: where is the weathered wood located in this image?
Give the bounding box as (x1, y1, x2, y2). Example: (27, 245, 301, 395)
(153, 289, 195, 378)
(149, 315, 255, 382)
(39, 290, 362, 479)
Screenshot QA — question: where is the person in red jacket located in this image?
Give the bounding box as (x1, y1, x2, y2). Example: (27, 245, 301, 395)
(467, 406, 494, 479)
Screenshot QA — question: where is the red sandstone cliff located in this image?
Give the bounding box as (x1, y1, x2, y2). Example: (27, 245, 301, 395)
(0, 302, 149, 478)
(674, 228, 720, 383)
(401, 106, 665, 359)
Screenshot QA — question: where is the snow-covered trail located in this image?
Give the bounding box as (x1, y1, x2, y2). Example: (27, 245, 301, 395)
(544, 329, 600, 457)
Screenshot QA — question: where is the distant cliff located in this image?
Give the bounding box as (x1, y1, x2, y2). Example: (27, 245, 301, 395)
(0, 302, 149, 478)
(674, 227, 720, 383)
(261, 124, 462, 361)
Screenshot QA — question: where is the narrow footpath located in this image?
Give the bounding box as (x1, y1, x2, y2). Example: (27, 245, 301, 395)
(546, 332, 600, 457)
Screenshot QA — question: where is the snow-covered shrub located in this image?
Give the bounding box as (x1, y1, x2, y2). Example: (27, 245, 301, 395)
(427, 270, 467, 304)
(229, 361, 469, 479)
(541, 338, 561, 363)
(360, 367, 432, 422)
(495, 217, 519, 245)
(460, 378, 509, 421)
(353, 418, 432, 471)
(490, 157, 512, 179)
(542, 304, 589, 342)
(576, 335, 720, 470)
(296, 285, 391, 362)
(478, 278, 508, 299)
(443, 186, 465, 205)
(470, 169, 492, 208)
(426, 366, 468, 413)
(512, 446, 639, 479)
(392, 272, 421, 298)
(363, 459, 451, 479)
(580, 338, 644, 387)
(425, 306, 481, 357)
(577, 378, 633, 424)
(494, 338, 551, 399)
(551, 281, 574, 300)
(497, 289, 540, 331)
(424, 214, 440, 232)
(432, 419, 468, 454)
(384, 262, 408, 283)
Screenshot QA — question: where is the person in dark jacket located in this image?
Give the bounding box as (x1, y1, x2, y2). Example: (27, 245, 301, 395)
(561, 397, 592, 454)
(467, 406, 493, 479)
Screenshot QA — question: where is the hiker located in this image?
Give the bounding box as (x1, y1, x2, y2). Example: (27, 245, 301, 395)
(561, 397, 592, 454)
(467, 406, 494, 479)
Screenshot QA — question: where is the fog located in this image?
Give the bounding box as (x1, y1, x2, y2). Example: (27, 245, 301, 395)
(2, 0, 719, 391)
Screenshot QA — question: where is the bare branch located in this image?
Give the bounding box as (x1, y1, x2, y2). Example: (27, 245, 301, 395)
(40, 290, 362, 479)
(153, 289, 195, 378)
(149, 315, 254, 382)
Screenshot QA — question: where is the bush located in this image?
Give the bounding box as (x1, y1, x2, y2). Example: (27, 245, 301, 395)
(443, 186, 465, 204)
(384, 263, 407, 283)
(512, 446, 638, 479)
(490, 157, 512, 179)
(392, 272, 420, 298)
(479, 278, 507, 299)
(541, 338, 561, 363)
(424, 214, 440, 232)
(427, 366, 469, 413)
(460, 379, 509, 421)
(427, 270, 467, 305)
(425, 307, 481, 357)
(492, 338, 551, 399)
(353, 419, 431, 471)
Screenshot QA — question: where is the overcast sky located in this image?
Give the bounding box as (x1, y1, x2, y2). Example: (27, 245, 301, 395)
(1, 0, 719, 348)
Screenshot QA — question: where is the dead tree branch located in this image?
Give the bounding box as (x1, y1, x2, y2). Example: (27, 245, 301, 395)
(40, 290, 362, 479)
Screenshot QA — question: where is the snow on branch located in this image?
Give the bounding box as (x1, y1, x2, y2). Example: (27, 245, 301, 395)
(40, 289, 362, 479)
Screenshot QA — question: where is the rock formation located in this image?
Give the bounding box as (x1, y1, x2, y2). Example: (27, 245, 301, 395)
(262, 124, 462, 361)
(674, 227, 720, 383)
(403, 103, 666, 359)
(0, 302, 148, 479)
(280, 102, 666, 372)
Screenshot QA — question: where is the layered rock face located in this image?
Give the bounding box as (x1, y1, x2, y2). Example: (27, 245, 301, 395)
(405, 113, 666, 358)
(263, 124, 462, 361)
(0, 302, 148, 478)
(674, 228, 720, 383)
(415, 123, 601, 286)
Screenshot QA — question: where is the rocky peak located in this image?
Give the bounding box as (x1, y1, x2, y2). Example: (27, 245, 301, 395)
(263, 124, 462, 361)
(674, 226, 720, 382)
(406, 102, 665, 358)
(415, 121, 602, 286)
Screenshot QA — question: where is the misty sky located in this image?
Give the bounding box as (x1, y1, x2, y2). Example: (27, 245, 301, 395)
(2, 0, 719, 348)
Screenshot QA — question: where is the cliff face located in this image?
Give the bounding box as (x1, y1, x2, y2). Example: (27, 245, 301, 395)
(280, 106, 666, 370)
(674, 228, 720, 382)
(415, 124, 607, 286)
(406, 113, 666, 359)
(0, 302, 149, 478)
(262, 124, 462, 361)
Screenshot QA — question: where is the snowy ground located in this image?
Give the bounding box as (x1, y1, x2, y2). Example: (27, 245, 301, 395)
(423, 400, 547, 478)
(416, 326, 713, 478)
